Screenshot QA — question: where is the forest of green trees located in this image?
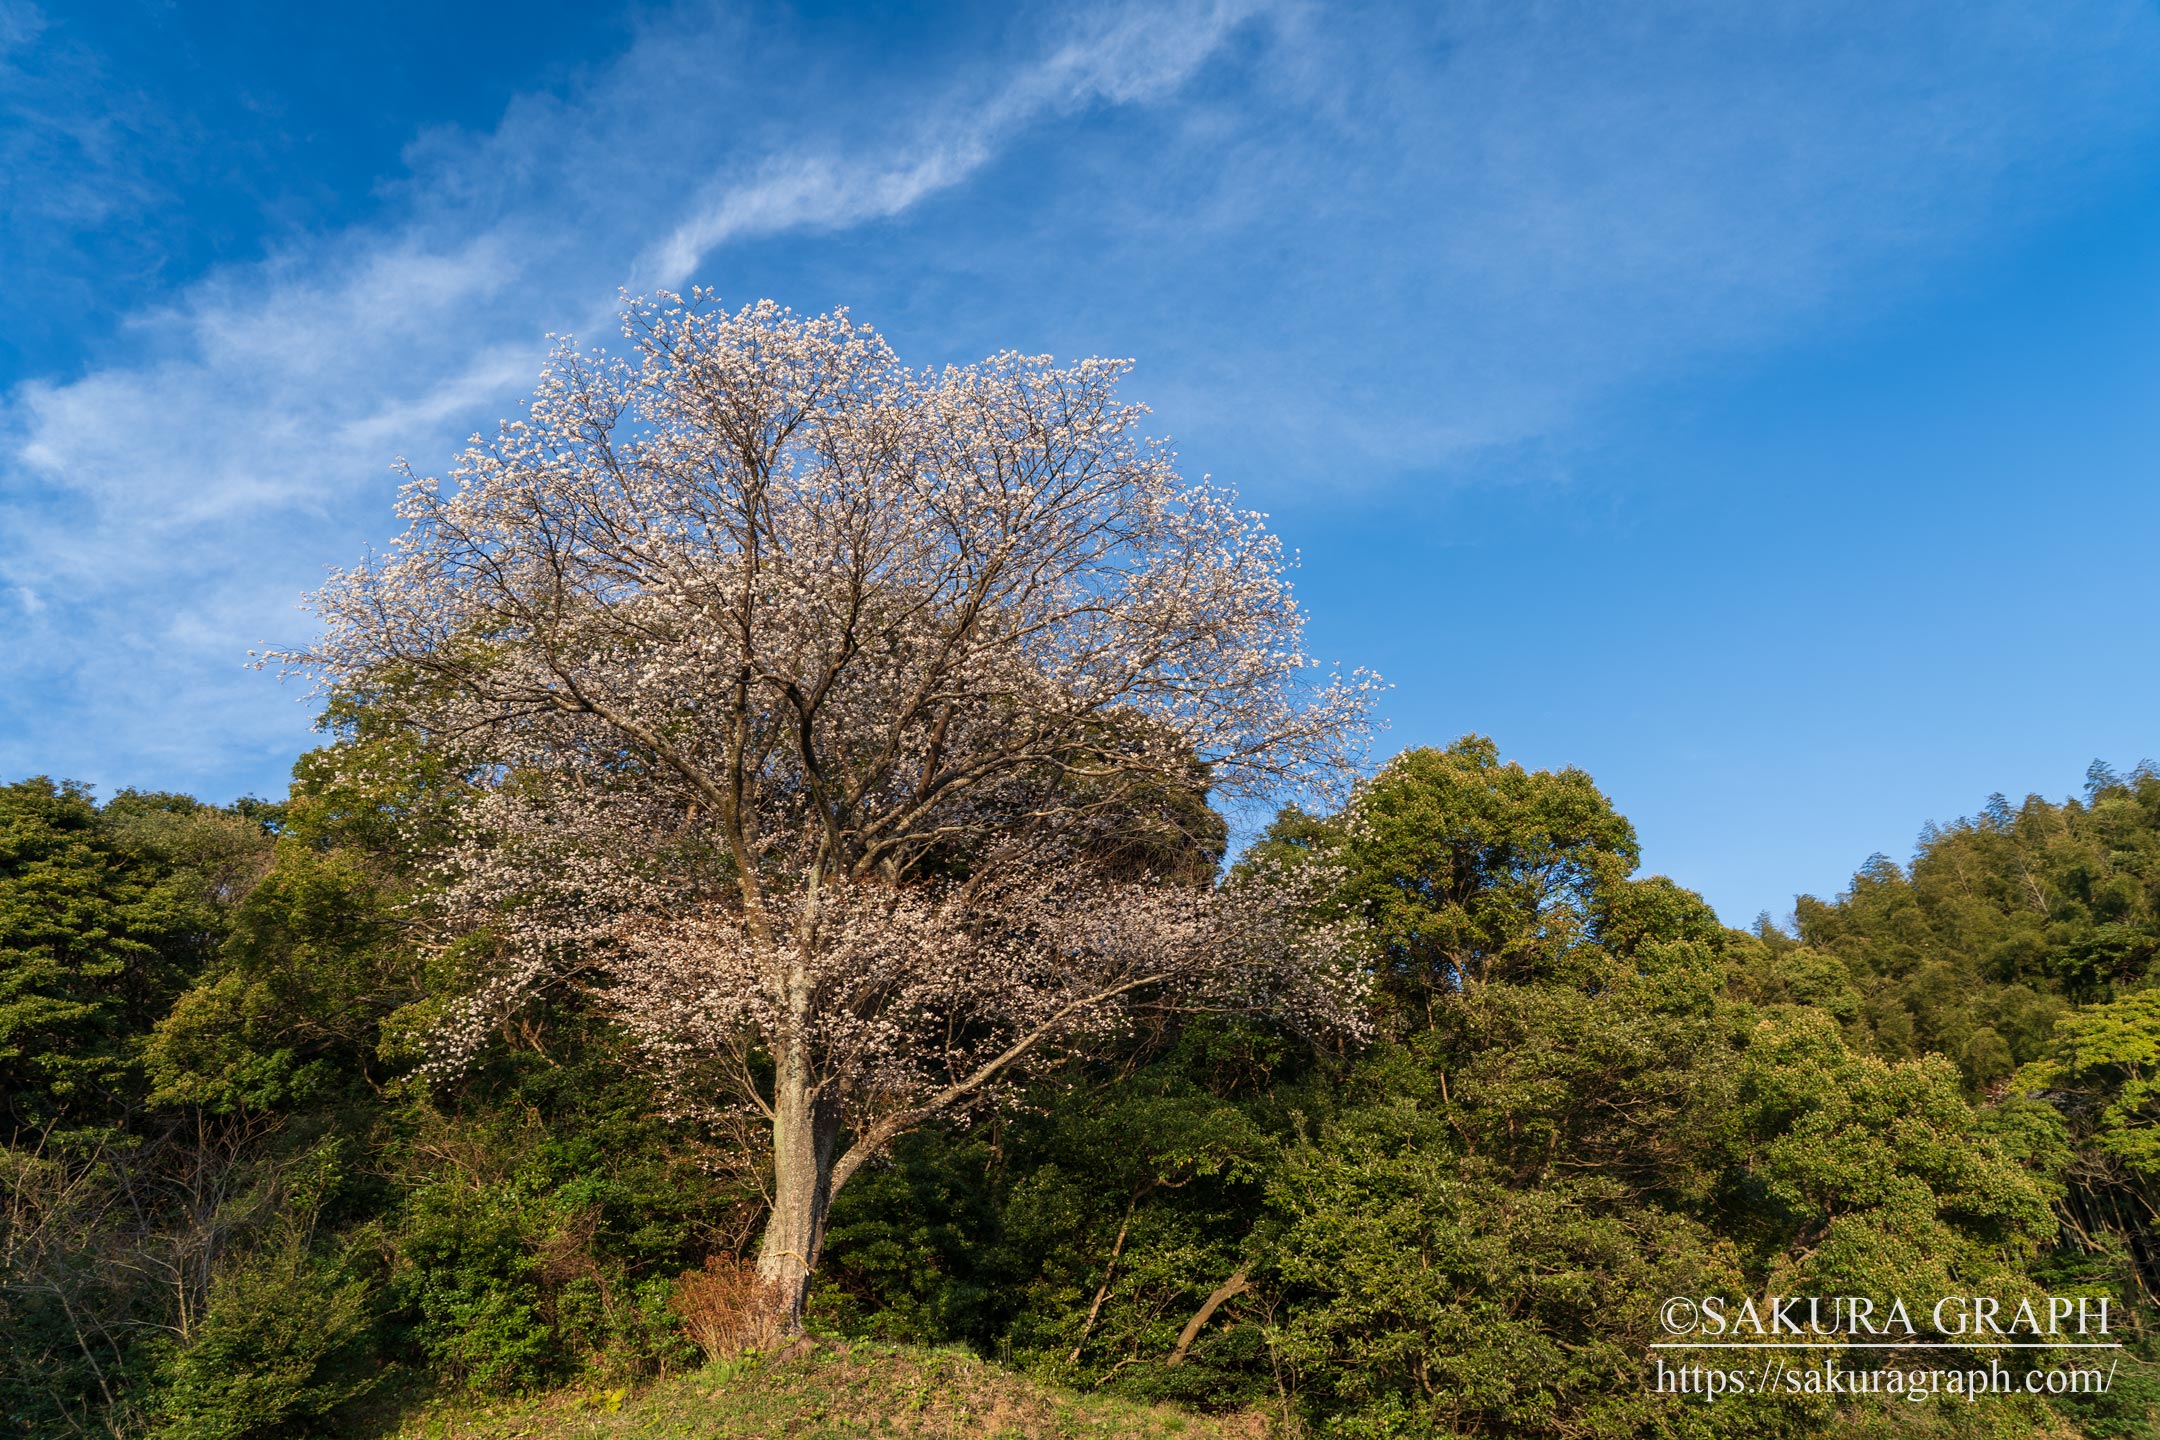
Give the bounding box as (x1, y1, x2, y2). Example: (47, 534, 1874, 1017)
(4, 737, 2155, 1439)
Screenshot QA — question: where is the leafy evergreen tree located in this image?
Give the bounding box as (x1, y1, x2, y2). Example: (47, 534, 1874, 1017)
(0, 780, 236, 1139)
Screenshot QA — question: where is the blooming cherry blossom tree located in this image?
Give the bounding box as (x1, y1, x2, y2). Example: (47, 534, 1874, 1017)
(287, 293, 1376, 1328)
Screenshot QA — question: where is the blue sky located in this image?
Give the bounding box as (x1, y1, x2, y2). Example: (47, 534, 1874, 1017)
(2, 0, 2156, 924)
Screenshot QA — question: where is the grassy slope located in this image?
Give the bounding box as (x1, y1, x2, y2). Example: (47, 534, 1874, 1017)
(376, 1341, 1275, 1440)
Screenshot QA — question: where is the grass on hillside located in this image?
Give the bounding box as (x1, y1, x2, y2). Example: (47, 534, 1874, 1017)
(375, 1340, 1276, 1440)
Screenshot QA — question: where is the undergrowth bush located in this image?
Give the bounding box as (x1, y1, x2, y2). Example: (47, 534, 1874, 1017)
(671, 1256, 786, 1360)
(151, 1227, 376, 1440)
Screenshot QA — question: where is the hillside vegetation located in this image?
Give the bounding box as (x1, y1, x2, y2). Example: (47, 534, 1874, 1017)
(3, 745, 2156, 1439)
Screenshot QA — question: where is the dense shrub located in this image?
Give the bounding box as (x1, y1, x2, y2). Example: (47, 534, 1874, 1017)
(150, 1227, 376, 1440)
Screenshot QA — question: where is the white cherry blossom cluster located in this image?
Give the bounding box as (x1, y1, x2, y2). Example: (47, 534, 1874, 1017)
(605, 848, 1368, 1131)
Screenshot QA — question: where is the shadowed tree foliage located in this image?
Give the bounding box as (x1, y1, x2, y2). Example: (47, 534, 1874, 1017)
(0, 780, 242, 1140)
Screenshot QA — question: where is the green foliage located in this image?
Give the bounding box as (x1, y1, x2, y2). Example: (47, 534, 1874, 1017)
(1725, 1013, 2057, 1302)
(6, 738, 2155, 1439)
(1788, 764, 2160, 1313)
(1235, 744, 2088, 1437)
(0, 779, 241, 1136)
(2021, 989, 2160, 1181)
(145, 839, 398, 1114)
(814, 1126, 1008, 1346)
(1244, 748, 1731, 1436)
(150, 1225, 378, 1440)
(1794, 766, 2160, 1082)
(386, 1031, 748, 1392)
(1251, 737, 1643, 1020)
(1265, 1050, 1749, 1439)
(818, 1023, 1289, 1405)
(0, 783, 281, 1437)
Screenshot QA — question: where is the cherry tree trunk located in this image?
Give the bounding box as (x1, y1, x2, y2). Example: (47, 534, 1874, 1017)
(754, 1041, 840, 1333)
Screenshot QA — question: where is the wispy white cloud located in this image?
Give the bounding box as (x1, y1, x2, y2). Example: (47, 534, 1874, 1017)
(0, 0, 1261, 795)
(1, 0, 2156, 803)
(983, 0, 2160, 476)
(640, 0, 1266, 286)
